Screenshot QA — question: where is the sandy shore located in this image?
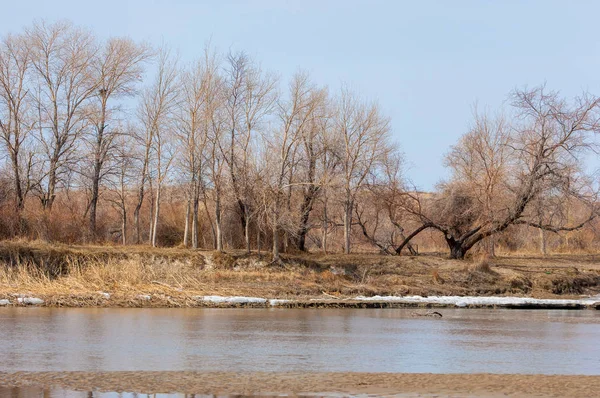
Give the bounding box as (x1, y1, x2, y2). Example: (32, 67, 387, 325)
(1, 372, 599, 397)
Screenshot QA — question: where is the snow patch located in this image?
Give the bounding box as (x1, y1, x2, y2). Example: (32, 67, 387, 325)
(0, 299, 10, 306)
(269, 299, 291, 306)
(198, 295, 267, 304)
(353, 295, 599, 307)
(17, 297, 44, 305)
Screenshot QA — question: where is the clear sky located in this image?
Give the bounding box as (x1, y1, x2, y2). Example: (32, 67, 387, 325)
(2, 0, 600, 190)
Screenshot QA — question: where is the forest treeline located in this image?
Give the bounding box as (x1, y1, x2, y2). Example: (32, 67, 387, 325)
(1, 20, 600, 259)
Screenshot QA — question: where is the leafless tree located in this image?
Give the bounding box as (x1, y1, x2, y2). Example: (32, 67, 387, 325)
(105, 132, 136, 245)
(176, 48, 220, 249)
(27, 21, 99, 212)
(291, 87, 329, 251)
(137, 48, 179, 247)
(222, 51, 277, 253)
(201, 49, 226, 251)
(0, 32, 33, 215)
(84, 37, 150, 239)
(335, 88, 391, 254)
(355, 150, 413, 255)
(263, 71, 322, 260)
(396, 86, 600, 259)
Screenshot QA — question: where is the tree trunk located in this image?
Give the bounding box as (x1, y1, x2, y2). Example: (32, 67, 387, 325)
(192, 196, 199, 249)
(89, 112, 106, 240)
(343, 200, 352, 254)
(134, 140, 150, 244)
(10, 152, 26, 235)
(10, 153, 24, 211)
(257, 227, 261, 256)
(395, 224, 432, 255)
(89, 160, 100, 240)
(322, 224, 328, 254)
(183, 199, 190, 247)
(237, 198, 248, 247)
(121, 208, 127, 245)
(244, 206, 251, 254)
(321, 195, 328, 254)
(272, 225, 280, 261)
(133, 180, 146, 244)
(202, 192, 216, 249)
(296, 187, 318, 251)
(539, 228, 547, 256)
(43, 159, 58, 212)
(486, 236, 496, 257)
(151, 185, 161, 247)
(447, 237, 467, 260)
(215, 195, 222, 251)
(133, 208, 141, 244)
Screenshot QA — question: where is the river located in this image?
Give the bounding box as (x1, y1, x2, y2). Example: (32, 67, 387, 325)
(1, 307, 599, 375)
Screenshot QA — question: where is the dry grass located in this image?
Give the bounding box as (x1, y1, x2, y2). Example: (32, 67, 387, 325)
(1, 241, 600, 306)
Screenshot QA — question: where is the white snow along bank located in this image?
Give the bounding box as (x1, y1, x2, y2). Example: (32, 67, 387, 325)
(193, 294, 599, 308)
(198, 296, 267, 304)
(353, 295, 599, 307)
(16, 297, 44, 305)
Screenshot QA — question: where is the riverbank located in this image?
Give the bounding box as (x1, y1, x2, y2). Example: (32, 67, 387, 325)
(1, 241, 600, 308)
(2, 372, 600, 397)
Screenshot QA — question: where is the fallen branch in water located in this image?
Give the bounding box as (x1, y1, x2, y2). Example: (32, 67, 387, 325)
(412, 310, 443, 318)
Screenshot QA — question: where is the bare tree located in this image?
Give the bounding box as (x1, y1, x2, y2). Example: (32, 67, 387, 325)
(292, 87, 329, 251)
(84, 37, 150, 239)
(355, 150, 413, 255)
(335, 88, 391, 254)
(396, 86, 600, 259)
(200, 49, 226, 251)
(317, 145, 339, 254)
(105, 133, 136, 245)
(27, 21, 99, 213)
(137, 48, 179, 247)
(263, 71, 323, 260)
(222, 51, 277, 253)
(442, 110, 511, 256)
(176, 51, 215, 249)
(132, 117, 152, 243)
(0, 32, 33, 215)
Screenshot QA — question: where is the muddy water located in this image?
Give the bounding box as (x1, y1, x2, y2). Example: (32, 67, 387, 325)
(0, 308, 599, 374)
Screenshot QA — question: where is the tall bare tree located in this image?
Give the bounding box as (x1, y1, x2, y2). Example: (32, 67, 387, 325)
(223, 51, 277, 253)
(84, 37, 150, 239)
(27, 21, 99, 212)
(335, 88, 391, 254)
(0, 33, 33, 215)
(105, 132, 136, 245)
(264, 71, 322, 260)
(293, 86, 328, 251)
(137, 48, 179, 247)
(176, 51, 215, 249)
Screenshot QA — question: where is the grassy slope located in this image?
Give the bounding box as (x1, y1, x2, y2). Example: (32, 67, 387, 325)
(0, 241, 599, 306)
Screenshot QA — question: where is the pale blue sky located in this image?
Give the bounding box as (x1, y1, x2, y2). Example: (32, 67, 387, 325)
(2, 0, 600, 189)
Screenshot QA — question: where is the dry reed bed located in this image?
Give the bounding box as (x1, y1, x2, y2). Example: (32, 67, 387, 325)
(1, 241, 600, 307)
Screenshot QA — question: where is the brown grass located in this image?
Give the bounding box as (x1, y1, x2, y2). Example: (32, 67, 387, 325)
(1, 241, 600, 306)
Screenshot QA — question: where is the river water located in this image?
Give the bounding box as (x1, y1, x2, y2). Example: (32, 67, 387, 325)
(1, 307, 599, 375)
